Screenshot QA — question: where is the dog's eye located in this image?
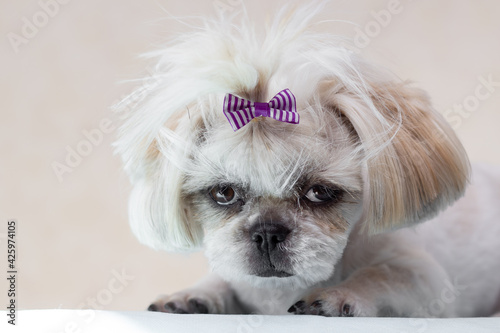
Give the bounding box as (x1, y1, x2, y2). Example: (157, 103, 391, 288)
(209, 185, 238, 206)
(304, 185, 342, 204)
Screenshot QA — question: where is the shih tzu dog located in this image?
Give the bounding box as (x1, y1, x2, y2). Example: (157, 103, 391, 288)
(115, 5, 500, 317)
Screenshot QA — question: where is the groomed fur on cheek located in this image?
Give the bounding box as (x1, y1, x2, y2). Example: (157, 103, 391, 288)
(285, 216, 350, 287)
(309, 206, 351, 235)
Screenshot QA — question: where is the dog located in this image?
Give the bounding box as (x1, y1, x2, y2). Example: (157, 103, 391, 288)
(115, 5, 500, 317)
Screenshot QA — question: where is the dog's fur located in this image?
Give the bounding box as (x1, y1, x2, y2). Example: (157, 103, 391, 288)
(115, 5, 500, 317)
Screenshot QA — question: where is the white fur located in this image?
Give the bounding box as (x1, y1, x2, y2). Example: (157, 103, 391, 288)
(116, 5, 500, 317)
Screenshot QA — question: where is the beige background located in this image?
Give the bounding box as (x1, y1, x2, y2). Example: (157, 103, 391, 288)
(1, 0, 499, 311)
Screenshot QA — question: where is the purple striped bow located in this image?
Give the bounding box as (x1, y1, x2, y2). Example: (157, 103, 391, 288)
(223, 89, 299, 131)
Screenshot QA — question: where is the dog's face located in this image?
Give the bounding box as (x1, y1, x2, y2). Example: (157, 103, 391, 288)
(116, 8, 469, 290)
(183, 106, 363, 287)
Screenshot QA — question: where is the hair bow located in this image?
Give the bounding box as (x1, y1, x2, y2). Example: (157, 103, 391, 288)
(223, 89, 299, 131)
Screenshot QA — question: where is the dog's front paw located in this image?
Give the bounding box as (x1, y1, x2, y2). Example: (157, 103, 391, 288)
(147, 290, 222, 314)
(288, 287, 377, 317)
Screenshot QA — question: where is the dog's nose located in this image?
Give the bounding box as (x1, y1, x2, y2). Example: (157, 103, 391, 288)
(250, 223, 290, 253)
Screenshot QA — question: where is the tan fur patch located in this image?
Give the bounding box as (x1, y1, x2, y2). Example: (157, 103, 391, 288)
(332, 80, 470, 233)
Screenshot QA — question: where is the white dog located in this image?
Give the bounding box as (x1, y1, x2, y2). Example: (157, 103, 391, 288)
(115, 5, 500, 317)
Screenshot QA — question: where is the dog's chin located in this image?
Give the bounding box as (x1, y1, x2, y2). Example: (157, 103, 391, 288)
(243, 274, 305, 289)
(216, 266, 334, 290)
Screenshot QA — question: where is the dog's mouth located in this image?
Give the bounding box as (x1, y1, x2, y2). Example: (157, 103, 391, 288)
(254, 268, 293, 278)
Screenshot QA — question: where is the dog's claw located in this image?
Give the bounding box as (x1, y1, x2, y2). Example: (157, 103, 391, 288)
(341, 303, 354, 317)
(160, 299, 209, 314)
(164, 301, 177, 312)
(150, 291, 218, 314)
(309, 300, 326, 316)
(188, 299, 209, 314)
(289, 298, 355, 317)
(288, 300, 307, 314)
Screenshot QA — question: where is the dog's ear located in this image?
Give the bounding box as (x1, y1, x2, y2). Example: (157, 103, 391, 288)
(117, 108, 204, 252)
(331, 80, 470, 233)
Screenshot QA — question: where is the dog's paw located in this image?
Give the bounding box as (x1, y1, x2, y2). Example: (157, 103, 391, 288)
(287, 287, 377, 317)
(147, 290, 222, 314)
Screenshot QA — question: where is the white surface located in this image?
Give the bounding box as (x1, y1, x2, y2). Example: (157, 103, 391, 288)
(2, 310, 500, 333)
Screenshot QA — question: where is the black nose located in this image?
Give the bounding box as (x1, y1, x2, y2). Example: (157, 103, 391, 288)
(250, 223, 291, 254)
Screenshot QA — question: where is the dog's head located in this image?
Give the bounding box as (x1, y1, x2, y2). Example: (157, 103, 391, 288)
(115, 6, 469, 288)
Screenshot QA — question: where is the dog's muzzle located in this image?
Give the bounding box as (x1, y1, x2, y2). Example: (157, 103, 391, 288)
(248, 223, 293, 278)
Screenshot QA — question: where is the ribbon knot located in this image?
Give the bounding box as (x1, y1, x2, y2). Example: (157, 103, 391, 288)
(223, 89, 299, 131)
